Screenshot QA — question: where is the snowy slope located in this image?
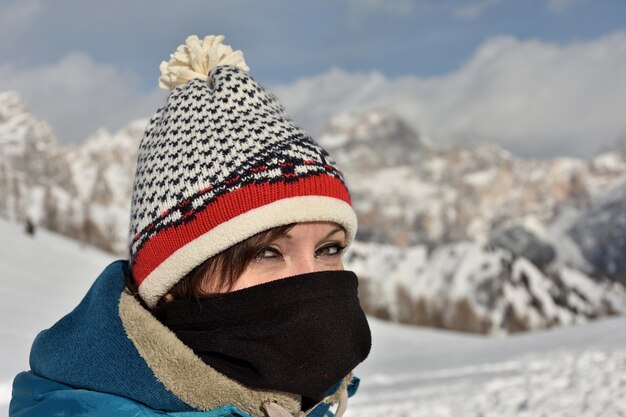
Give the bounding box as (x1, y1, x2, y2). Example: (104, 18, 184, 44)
(2, 218, 626, 416)
(350, 316, 626, 416)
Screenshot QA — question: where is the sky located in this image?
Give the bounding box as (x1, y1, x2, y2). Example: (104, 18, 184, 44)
(1, 0, 626, 158)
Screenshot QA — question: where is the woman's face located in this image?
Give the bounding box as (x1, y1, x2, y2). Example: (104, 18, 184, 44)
(204, 221, 347, 293)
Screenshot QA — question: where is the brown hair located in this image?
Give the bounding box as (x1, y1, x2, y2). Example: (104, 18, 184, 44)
(125, 224, 295, 306)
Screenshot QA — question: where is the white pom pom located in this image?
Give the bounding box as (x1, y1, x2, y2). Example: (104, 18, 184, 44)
(158, 35, 250, 90)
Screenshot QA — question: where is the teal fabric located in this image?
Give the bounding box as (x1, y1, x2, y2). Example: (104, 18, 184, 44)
(306, 377, 360, 417)
(26, 260, 191, 412)
(10, 371, 251, 417)
(11, 372, 359, 417)
(9, 260, 360, 417)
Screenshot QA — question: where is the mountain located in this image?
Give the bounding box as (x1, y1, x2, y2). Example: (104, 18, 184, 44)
(1, 91, 626, 334)
(322, 109, 625, 251)
(569, 177, 626, 283)
(347, 240, 625, 334)
(318, 107, 428, 169)
(0, 91, 57, 170)
(0, 92, 144, 254)
(320, 108, 626, 332)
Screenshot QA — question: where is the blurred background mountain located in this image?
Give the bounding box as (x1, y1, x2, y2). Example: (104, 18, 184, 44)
(2, 91, 625, 334)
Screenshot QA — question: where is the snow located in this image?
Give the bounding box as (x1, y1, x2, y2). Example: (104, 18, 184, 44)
(318, 132, 351, 148)
(0, 93, 55, 160)
(350, 317, 626, 416)
(24, 185, 44, 224)
(593, 152, 626, 173)
(348, 239, 626, 335)
(464, 168, 497, 187)
(546, 206, 591, 271)
(1, 218, 626, 415)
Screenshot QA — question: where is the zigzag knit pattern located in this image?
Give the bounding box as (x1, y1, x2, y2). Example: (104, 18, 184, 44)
(128, 66, 354, 304)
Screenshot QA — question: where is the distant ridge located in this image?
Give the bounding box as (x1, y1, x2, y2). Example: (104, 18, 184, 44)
(1, 92, 625, 334)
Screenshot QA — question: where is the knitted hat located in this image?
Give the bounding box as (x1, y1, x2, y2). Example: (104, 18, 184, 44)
(129, 35, 357, 307)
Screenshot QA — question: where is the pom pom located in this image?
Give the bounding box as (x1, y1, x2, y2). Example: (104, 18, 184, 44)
(158, 35, 249, 90)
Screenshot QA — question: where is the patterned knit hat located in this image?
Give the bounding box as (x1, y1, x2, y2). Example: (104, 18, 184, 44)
(129, 35, 357, 307)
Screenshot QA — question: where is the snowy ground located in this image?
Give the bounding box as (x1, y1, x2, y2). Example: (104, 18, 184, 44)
(1, 218, 625, 416)
(350, 317, 626, 416)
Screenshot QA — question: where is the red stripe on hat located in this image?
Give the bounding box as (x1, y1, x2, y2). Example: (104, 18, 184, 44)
(132, 174, 351, 286)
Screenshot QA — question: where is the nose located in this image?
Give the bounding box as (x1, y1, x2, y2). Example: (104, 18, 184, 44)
(287, 255, 319, 276)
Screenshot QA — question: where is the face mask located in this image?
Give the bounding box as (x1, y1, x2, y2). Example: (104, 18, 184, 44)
(152, 270, 371, 408)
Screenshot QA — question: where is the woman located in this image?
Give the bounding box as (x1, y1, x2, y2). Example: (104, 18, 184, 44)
(10, 35, 371, 417)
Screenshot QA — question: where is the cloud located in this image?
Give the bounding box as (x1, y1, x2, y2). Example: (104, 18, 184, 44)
(274, 31, 626, 158)
(452, 0, 501, 20)
(0, 52, 165, 143)
(4, 29, 626, 159)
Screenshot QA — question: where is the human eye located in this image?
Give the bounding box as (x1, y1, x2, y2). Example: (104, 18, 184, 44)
(315, 242, 347, 258)
(254, 246, 283, 261)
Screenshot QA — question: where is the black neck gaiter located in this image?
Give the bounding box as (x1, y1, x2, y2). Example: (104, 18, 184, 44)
(152, 270, 371, 408)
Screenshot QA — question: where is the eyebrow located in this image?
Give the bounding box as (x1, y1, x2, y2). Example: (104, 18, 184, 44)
(322, 226, 346, 241)
(283, 226, 345, 241)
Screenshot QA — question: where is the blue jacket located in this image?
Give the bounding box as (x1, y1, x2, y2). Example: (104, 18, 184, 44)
(9, 261, 359, 417)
